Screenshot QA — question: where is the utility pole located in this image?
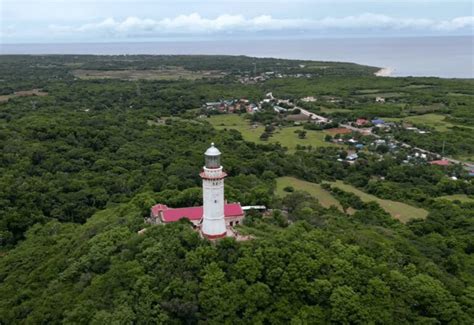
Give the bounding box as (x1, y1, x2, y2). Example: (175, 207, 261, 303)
(442, 140, 445, 157)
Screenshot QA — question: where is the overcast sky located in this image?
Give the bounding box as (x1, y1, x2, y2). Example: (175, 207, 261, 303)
(1, 0, 473, 43)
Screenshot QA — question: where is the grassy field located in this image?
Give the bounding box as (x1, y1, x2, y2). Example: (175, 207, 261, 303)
(386, 113, 470, 132)
(208, 114, 336, 152)
(327, 180, 428, 222)
(73, 68, 224, 80)
(319, 107, 353, 113)
(0, 89, 48, 103)
(358, 92, 407, 98)
(274, 177, 427, 222)
(275, 177, 344, 211)
(436, 194, 474, 203)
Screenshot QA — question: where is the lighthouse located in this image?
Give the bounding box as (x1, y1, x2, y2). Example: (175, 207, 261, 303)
(149, 143, 244, 239)
(200, 143, 227, 238)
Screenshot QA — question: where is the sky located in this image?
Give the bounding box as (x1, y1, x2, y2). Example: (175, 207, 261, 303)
(1, 0, 473, 43)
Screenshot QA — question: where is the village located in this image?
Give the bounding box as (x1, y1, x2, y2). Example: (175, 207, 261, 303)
(202, 92, 474, 177)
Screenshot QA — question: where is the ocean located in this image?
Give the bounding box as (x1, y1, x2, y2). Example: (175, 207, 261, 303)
(1, 36, 473, 78)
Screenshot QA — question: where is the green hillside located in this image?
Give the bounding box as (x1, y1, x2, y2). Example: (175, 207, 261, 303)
(1, 55, 473, 324)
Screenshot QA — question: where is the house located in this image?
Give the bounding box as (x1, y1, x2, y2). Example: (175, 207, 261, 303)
(273, 106, 287, 113)
(347, 153, 359, 161)
(355, 118, 369, 126)
(278, 99, 293, 106)
(371, 119, 385, 125)
(430, 159, 451, 166)
(246, 103, 259, 113)
(301, 96, 317, 103)
(205, 102, 221, 110)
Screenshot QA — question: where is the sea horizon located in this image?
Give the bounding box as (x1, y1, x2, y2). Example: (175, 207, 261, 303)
(1, 35, 473, 78)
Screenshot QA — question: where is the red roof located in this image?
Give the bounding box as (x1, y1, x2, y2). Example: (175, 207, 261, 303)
(356, 118, 368, 125)
(430, 159, 451, 166)
(151, 203, 243, 222)
(151, 204, 169, 217)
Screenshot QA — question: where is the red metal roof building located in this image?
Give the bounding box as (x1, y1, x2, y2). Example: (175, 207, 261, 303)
(430, 159, 451, 166)
(150, 202, 244, 228)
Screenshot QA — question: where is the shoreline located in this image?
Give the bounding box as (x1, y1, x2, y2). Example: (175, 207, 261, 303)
(375, 67, 394, 77)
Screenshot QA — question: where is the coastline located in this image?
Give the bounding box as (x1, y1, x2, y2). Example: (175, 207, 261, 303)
(1, 36, 472, 78)
(375, 67, 394, 77)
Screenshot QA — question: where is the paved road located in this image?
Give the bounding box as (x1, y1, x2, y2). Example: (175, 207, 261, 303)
(277, 97, 471, 167)
(297, 107, 329, 123)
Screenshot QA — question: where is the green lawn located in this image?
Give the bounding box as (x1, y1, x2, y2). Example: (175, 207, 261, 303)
(320, 107, 353, 113)
(275, 177, 344, 211)
(386, 113, 471, 132)
(326, 180, 428, 223)
(208, 114, 336, 152)
(436, 194, 474, 203)
(358, 92, 407, 98)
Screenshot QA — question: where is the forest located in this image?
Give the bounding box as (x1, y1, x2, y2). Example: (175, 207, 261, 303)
(0, 55, 473, 324)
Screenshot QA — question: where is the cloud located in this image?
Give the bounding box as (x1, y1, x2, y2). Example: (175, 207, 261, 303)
(47, 13, 474, 37)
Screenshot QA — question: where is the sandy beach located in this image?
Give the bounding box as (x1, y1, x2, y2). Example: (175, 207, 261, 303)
(375, 67, 394, 77)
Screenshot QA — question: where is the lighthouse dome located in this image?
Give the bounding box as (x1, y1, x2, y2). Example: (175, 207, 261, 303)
(205, 143, 221, 156)
(204, 143, 221, 169)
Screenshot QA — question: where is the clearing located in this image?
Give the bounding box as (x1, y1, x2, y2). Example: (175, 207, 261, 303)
(0, 89, 48, 103)
(72, 67, 224, 81)
(324, 127, 352, 135)
(208, 114, 336, 152)
(436, 194, 474, 203)
(274, 177, 428, 223)
(386, 113, 472, 132)
(275, 177, 344, 211)
(326, 180, 428, 223)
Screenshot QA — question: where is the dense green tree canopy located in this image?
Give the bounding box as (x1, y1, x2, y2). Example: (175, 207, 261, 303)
(0, 55, 473, 323)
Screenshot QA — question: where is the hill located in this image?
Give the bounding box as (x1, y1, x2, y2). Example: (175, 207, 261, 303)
(1, 55, 473, 323)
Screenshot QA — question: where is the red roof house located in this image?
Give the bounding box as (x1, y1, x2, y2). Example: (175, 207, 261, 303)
(355, 118, 369, 126)
(430, 159, 451, 166)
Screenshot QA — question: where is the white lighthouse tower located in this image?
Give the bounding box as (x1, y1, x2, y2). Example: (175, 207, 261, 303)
(200, 143, 227, 239)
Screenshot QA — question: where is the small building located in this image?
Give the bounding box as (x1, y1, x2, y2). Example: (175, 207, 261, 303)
(273, 106, 287, 113)
(246, 103, 259, 113)
(347, 153, 359, 161)
(372, 119, 385, 125)
(355, 118, 369, 126)
(205, 102, 221, 110)
(430, 159, 451, 166)
(301, 96, 317, 103)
